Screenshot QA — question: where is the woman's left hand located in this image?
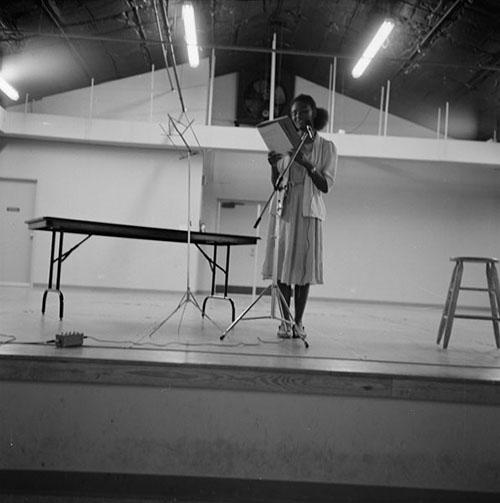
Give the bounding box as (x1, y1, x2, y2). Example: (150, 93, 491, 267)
(294, 151, 314, 172)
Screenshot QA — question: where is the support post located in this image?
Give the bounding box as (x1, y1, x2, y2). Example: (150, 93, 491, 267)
(206, 48, 215, 125)
(269, 32, 277, 120)
(444, 101, 449, 140)
(329, 57, 337, 133)
(437, 107, 441, 139)
(383, 80, 390, 136)
(378, 86, 385, 136)
(149, 64, 155, 122)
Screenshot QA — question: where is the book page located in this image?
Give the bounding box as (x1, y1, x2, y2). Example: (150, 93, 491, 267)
(257, 116, 300, 154)
(258, 123, 295, 154)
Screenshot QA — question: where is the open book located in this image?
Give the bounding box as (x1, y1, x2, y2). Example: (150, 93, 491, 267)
(257, 116, 301, 154)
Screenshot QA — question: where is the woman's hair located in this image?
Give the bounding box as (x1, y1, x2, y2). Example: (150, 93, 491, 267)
(290, 94, 329, 131)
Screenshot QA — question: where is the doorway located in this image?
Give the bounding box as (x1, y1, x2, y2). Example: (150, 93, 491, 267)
(0, 178, 37, 285)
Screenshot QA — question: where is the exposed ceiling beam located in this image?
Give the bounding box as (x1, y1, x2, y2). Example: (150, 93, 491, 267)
(391, 0, 466, 80)
(75, 0, 121, 79)
(6, 28, 500, 75)
(40, 0, 93, 81)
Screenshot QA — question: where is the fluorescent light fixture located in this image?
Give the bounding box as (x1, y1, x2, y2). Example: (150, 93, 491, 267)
(351, 20, 394, 79)
(0, 75, 19, 101)
(182, 2, 199, 68)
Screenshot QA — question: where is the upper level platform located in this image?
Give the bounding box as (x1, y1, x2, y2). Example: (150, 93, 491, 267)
(1, 106, 499, 166)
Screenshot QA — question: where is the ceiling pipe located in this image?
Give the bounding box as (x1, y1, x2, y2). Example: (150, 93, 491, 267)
(152, 0, 174, 91)
(159, 0, 186, 113)
(127, 0, 154, 69)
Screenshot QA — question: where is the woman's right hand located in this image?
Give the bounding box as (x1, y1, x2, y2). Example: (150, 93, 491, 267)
(268, 151, 282, 166)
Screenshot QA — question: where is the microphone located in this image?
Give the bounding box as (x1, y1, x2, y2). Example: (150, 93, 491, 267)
(306, 124, 314, 140)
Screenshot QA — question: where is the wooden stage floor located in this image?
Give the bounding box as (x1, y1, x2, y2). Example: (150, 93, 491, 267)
(1, 285, 499, 385)
(2, 285, 500, 499)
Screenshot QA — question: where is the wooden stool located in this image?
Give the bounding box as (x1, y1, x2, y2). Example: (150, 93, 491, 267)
(437, 257, 500, 349)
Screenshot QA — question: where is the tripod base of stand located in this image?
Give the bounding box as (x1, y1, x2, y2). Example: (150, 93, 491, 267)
(147, 287, 220, 338)
(220, 283, 309, 348)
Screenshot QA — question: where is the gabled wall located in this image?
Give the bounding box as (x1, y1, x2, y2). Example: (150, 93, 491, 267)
(294, 77, 437, 138)
(8, 59, 210, 125)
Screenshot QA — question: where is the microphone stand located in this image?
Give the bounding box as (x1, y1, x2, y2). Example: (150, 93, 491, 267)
(220, 129, 311, 348)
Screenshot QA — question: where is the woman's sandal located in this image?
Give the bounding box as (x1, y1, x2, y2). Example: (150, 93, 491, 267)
(292, 324, 307, 339)
(277, 322, 292, 339)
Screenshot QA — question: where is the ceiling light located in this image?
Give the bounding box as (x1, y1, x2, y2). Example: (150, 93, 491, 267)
(182, 2, 199, 68)
(0, 75, 19, 101)
(351, 20, 394, 79)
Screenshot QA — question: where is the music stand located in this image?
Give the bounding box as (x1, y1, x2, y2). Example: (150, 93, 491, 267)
(220, 130, 310, 348)
(147, 115, 220, 337)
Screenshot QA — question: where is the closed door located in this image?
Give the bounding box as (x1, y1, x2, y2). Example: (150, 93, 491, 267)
(218, 200, 269, 292)
(0, 179, 37, 284)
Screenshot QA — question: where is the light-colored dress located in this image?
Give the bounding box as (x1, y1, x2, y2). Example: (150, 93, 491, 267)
(262, 134, 337, 285)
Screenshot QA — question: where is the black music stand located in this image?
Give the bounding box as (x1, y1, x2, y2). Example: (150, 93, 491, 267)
(220, 130, 310, 348)
(147, 115, 219, 336)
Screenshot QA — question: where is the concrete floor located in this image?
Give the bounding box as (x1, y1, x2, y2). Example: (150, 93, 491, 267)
(1, 285, 499, 379)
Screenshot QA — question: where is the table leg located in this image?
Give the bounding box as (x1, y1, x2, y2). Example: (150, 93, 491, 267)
(42, 231, 56, 315)
(41, 231, 65, 319)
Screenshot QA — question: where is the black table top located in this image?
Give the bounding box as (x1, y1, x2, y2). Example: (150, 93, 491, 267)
(26, 217, 259, 246)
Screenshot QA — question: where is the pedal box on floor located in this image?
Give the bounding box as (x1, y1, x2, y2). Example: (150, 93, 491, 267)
(55, 331, 84, 348)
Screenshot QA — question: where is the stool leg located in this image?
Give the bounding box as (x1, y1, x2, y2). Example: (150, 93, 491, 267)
(486, 263, 500, 349)
(491, 264, 500, 343)
(443, 261, 463, 349)
(437, 262, 459, 345)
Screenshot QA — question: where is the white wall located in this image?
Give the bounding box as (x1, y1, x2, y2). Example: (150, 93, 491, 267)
(295, 77, 437, 138)
(0, 138, 202, 292)
(199, 149, 500, 306)
(8, 59, 211, 125)
(323, 157, 500, 305)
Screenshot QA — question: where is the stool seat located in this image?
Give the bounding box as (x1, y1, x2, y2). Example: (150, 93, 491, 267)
(437, 257, 500, 349)
(450, 256, 498, 263)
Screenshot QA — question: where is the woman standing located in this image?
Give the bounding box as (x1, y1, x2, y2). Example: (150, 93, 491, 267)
(262, 94, 337, 339)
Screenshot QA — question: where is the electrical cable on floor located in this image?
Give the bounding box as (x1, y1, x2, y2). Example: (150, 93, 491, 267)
(257, 336, 291, 345)
(84, 335, 143, 346)
(0, 333, 17, 345)
(86, 334, 261, 349)
(132, 339, 261, 349)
